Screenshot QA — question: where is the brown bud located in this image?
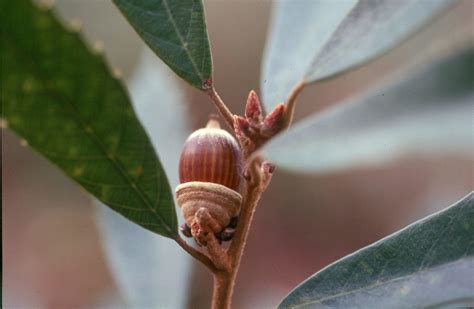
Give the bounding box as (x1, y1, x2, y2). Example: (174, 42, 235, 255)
(261, 103, 286, 138)
(234, 115, 252, 139)
(262, 161, 276, 174)
(176, 119, 243, 245)
(245, 90, 262, 124)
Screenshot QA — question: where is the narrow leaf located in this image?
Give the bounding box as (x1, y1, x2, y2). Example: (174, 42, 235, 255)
(261, 0, 454, 109)
(262, 48, 474, 173)
(113, 0, 212, 89)
(98, 48, 191, 307)
(1, 0, 178, 238)
(279, 192, 474, 308)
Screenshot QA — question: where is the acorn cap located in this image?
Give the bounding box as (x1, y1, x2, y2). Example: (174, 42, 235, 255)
(176, 181, 242, 233)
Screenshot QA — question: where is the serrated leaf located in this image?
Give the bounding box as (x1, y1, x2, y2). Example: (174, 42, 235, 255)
(261, 0, 454, 109)
(279, 192, 474, 309)
(262, 48, 474, 173)
(1, 0, 178, 238)
(97, 48, 191, 307)
(113, 0, 212, 90)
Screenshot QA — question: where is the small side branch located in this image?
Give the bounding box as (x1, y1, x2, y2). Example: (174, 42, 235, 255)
(174, 236, 218, 273)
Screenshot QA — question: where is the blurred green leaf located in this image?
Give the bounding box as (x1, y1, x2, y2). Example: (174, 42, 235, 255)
(279, 192, 474, 308)
(113, 0, 212, 90)
(262, 48, 474, 173)
(261, 0, 454, 109)
(1, 0, 178, 238)
(98, 48, 191, 307)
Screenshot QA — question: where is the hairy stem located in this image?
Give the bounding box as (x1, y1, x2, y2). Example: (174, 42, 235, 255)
(205, 87, 235, 130)
(211, 159, 268, 308)
(174, 236, 217, 273)
(212, 271, 235, 309)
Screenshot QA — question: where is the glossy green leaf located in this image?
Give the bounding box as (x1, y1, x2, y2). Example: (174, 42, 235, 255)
(279, 192, 474, 308)
(1, 0, 178, 238)
(261, 0, 454, 109)
(262, 48, 474, 173)
(113, 0, 212, 90)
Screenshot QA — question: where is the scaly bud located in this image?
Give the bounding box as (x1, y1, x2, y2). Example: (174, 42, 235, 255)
(261, 104, 286, 138)
(245, 90, 263, 125)
(262, 161, 276, 174)
(234, 115, 251, 137)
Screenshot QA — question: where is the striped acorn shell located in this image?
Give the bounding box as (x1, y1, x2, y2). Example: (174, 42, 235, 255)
(178, 119, 242, 192)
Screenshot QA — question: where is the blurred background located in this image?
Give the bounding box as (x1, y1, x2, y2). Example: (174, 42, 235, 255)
(3, 0, 473, 308)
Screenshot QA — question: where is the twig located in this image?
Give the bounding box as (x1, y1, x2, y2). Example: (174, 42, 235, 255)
(174, 236, 218, 273)
(181, 85, 281, 308)
(211, 158, 272, 308)
(283, 80, 306, 129)
(205, 87, 235, 130)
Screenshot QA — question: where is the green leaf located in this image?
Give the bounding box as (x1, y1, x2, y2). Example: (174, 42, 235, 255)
(279, 192, 474, 308)
(113, 0, 212, 90)
(261, 0, 454, 109)
(262, 48, 474, 173)
(98, 49, 191, 307)
(1, 0, 178, 238)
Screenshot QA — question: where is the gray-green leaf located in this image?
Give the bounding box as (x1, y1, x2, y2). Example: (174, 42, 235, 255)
(262, 48, 474, 173)
(1, 0, 178, 238)
(279, 192, 474, 308)
(261, 0, 454, 109)
(113, 0, 212, 90)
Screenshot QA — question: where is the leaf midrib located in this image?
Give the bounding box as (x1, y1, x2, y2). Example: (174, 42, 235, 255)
(162, 0, 203, 82)
(3, 31, 175, 236)
(130, 0, 204, 84)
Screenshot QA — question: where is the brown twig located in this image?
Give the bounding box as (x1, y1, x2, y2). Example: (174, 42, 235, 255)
(283, 80, 306, 129)
(205, 86, 235, 130)
(174, 236, 218, 273)
(181, 87, 282, 308)
(211, 158, 272, 308)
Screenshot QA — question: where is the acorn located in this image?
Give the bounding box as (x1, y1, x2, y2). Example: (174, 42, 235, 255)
(176, 118, 243, 245)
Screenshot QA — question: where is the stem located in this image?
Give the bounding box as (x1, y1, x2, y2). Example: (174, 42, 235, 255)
(212, 271, 235, 309)
(283, 80, 306, 128)
(205, 87, 235, 130)
(174, 236, 217, 273)
(182, 87, 276, 308)
(211, 159, 267, 308)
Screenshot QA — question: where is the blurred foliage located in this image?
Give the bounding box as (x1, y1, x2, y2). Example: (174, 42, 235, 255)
(261, 0, 453, 108)
(1, 0, 177, 238)
(263, 48, 474, 172)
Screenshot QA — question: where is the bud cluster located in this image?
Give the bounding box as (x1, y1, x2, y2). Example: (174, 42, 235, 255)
(234, 91, 287, 157)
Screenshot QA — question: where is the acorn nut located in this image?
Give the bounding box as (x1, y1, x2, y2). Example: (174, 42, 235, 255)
(176, 118, 243, 245)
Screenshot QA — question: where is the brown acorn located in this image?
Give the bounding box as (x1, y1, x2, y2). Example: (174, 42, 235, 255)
(176, 118, 243, 245)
